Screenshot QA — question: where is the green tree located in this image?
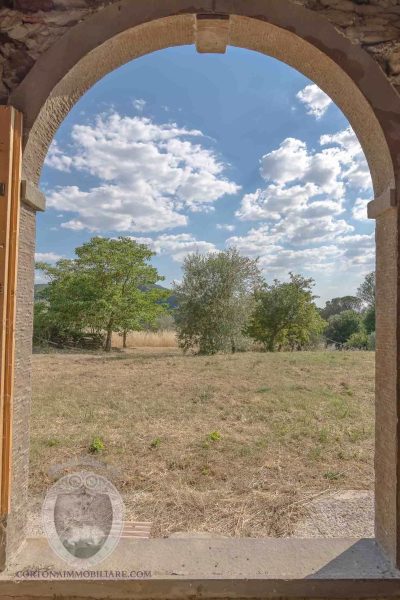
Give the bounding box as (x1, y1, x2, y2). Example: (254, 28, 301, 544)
(325, 310, 362, 346)
(357, 271, 375, 308)
(174, 247, 261, 355)
(363, 304, 375, 334)
(345, 330, 369, 350)
(320, 295, 361, 320)
(247, 273, 325, 351)
(36, 237, 167, 351)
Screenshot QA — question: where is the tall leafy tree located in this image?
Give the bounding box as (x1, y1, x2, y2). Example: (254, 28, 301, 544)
(324, 310, 362, 346)
(247, 273, 325, 351)
(174, 247, 261, 355)
(36, 237, 167, 351)
(357, 272, 375, 308)
(320, 296, 361, 320)
(363, 304, 375, 334)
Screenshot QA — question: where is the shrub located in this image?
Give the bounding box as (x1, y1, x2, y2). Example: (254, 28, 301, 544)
(363, 305, 375, 334)
(325, 310, 362, 346)
(345, 331, 369, 350)
(368, 331, 376, 351)
(207, 431, 221, 442)
(89, 437, 105, 453)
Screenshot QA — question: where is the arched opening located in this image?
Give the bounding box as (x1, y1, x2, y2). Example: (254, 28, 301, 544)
(30, 42, 377, 544)
(3, 0, 400, 583)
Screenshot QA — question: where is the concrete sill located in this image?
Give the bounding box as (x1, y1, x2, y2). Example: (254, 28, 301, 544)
(0, 537, 400, 598)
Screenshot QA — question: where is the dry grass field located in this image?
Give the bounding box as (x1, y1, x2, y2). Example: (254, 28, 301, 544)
(30, 348, 374, 538)
(112, 330, 177, 348)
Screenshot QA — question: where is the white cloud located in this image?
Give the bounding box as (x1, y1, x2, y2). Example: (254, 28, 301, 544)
(320, 128, 371, 191)
(51, 185, 187, 233)
(236, 126, 371, 263)
(216, 223, 235, 231)
(133, 98, 146, 112)
(296, 84, 332, 119)
(227, 225, 373, 278)
(260, 138, 310, 184)
(35, 252, 63, 263)
(45, 141, 73, 172)
(35, 252, 64, 282)
(46, 112, 240, 233)
(132, 233, 216, 262)
(352, 197, 370, 221)
(232, 124, 374, 280)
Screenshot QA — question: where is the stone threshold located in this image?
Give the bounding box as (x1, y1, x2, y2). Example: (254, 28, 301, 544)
(0, 537, 399, 598)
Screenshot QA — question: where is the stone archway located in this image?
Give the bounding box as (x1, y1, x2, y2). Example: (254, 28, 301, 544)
(2, 0, 400, 578)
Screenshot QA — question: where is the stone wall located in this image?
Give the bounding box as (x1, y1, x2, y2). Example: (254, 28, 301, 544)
(1, 1, 400, 104)
(5, 203, 36, 562)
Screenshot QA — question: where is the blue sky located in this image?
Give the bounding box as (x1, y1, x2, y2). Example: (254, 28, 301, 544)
(37, 46, 374, 305)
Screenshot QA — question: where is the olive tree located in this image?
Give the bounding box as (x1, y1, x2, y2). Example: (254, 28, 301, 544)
(173, 247, 261, 355)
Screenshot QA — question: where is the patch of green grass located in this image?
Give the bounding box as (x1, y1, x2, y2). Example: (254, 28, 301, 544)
(340, 381, 354, 396)
(256, 386, 271, 394)
(206, 431, 221, 442)
(330, 396, 350, 419)
(44, 437, 60, 448)
(89, 436, 105, 454)
(150, 437, 161, 449)
(317, 428, 329, 444)
(323, 471, 343, 481)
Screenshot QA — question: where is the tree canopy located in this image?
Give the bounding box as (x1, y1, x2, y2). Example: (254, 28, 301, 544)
(320, 295, 361, 320)
(246, 273, 326, 351)
(173, 247, 261, 355)
(325, 310, 362, 346)
(357, 272, 375, 308)
(36, 236, 168, 351)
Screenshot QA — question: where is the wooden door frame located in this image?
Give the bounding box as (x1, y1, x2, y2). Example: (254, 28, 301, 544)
(0, 106, 22, 517)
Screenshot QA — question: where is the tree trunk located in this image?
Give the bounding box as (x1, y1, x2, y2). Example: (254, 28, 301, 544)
(123, 330, 127, 349)
(105, 320, 113, 352)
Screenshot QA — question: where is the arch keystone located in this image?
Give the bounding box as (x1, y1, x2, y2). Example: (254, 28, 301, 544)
(195, 14, 230, 54)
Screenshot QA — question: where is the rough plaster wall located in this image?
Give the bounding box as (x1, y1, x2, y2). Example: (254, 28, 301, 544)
(6, 203, 35, 559)
(1, 1, 400, 103)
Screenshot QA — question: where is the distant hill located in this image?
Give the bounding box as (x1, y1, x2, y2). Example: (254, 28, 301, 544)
(34, 282, 177, 309)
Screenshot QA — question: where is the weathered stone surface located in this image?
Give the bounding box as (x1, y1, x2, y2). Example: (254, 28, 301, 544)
(1, 0, 400, 101)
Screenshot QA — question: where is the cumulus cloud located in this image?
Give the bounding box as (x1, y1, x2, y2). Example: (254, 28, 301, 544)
(233, 125, 373, 279)
(227, 226, 374, 276)
(216, 223, 235, 231)
(296, 84, 333, 119)
(132, 233, 216, 262)
(352, 197, 370, 221)
(133, 98, 146, 112)
(46, 111, 240, 233)
(45, 141, 73, 172)
(236, 126, 370, 238)
(35, 252, 64, 263)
